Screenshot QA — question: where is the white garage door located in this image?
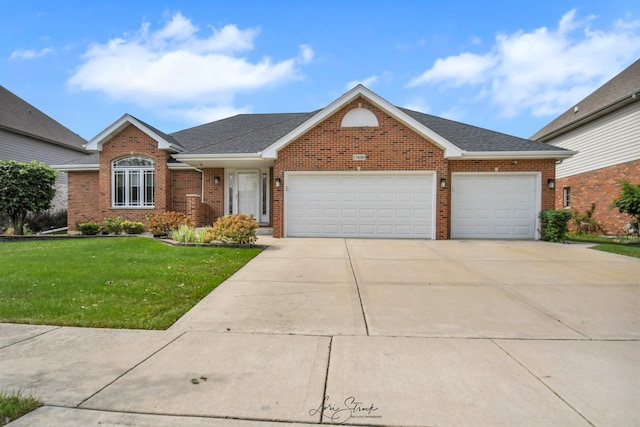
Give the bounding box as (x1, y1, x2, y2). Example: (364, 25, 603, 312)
(452, 174, 539, 239)
(286, 173, 434, 238)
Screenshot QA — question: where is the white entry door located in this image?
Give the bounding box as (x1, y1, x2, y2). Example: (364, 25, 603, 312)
(236, 171, 259, 219)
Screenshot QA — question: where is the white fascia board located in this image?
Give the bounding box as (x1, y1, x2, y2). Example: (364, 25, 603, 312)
(174, 153, 263, 161)
(85, 114, 179, 152)
(455, 150, 578, 160)
(50, 164, 100, 172)
(262, 85, 463, 159)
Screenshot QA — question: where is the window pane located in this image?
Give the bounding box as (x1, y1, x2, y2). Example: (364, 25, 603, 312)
(228, 174, 234, 215)
(114, 157, 154, 167)
(114, 171, 125, 206)
(262, 173, 267, 215)
(145, 171, 154, 206)
(129, 171, 140, 206)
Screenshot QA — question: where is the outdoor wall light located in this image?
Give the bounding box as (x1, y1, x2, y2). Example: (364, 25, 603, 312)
(440, 177, 446, 188)
(275, 177, 281, 187)
(548, 178, 555, 189)
(214, 176, 220, 184)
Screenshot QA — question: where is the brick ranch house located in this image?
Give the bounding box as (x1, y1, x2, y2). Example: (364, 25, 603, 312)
(55, 85, 574, 239)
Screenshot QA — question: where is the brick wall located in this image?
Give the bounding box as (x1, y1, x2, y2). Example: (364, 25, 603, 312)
(270, 96, 558, 239)
(67, 171, 100, 230)
(272, 96, 448, 238)
(555, 159, 640, 235)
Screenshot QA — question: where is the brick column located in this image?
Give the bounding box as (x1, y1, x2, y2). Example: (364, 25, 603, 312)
(186, 194, 202, 226)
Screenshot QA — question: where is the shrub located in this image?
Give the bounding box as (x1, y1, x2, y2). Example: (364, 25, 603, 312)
(170, 224, 208, 243)
(146, 211, 191, 237)
(25, 209, 67, 232)
(571, 203, 602, 234)
(208, 214, 258, 245)
(121, 220, 145, 234)
(540, 209, 572, 242)
(77, 221, 101, 235)
(611, 180, 640, 233)
(103, 216, 126, 234)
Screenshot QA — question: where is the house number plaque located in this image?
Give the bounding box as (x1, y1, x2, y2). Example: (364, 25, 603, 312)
(352, 154, 367, 161)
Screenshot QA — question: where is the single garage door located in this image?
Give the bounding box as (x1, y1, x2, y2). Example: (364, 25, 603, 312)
(451, 173, 539, 239)
(285, 173, 434, 238)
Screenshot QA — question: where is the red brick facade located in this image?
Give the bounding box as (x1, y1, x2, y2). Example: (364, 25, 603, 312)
(67, 101, 558, 239)
(555, 159, 640, 235)
(271, 97, 557, 238)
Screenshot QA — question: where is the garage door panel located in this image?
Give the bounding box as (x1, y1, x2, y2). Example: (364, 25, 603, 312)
(286, 174, 434, 238)
(452, 174, 537, 239)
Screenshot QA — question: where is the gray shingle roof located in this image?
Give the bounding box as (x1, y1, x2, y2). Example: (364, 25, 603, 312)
(63, 153, 100, 165)
(171, 112, 318, 154)
(131, 115, 185, 152)
(531, 59, 640, 141)
(0, 85, 87, 151)
(400, 108, 568, 152)
(169, 108, 564, 155)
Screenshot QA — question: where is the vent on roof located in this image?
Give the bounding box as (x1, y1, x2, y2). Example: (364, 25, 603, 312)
(574, 106, 579, 113)
(341, 107, 379, 127)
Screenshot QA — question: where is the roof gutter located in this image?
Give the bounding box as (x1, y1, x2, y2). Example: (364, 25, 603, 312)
(535, 90, 640, 142)
(50, 163, 100, 172)
(454, 150, 577, 160)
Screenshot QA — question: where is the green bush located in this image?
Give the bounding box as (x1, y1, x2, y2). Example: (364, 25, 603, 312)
(540, 209, 572, 242)
(611, 180, 640, 232)
(571, 203, 602, 234)
(103, 216, 126, 234)
(26, 209, 67, 232)
(170, 224, 208, 243)
(208, 214, 258, 245)
(77, 221, 101, 235)
(121, 220, 145, 234)
(146, 211, 191, 237)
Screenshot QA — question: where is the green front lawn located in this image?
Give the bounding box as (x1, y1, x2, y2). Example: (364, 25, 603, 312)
(0, 237, 261, 329)
(588, 243, 640, 258)
(0, 390, 41, 426)
(567, 233, 640, 258)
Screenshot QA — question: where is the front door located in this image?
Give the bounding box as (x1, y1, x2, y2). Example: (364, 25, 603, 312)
(236, 171, 259, 219)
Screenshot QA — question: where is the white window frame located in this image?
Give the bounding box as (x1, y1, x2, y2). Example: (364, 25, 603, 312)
(112, 156, 155, 208)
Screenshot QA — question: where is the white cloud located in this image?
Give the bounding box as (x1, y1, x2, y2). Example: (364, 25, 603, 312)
(403, 98, 430, 114)
(345, 75, 378, 90)
(407, 9, 640, 118)
(67, 13, 311, 121)
(165, 104, 251, 124)
(10, 47, 53, 60)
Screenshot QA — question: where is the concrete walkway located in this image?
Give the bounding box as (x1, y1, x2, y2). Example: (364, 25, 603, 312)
(2, 238, 639, 426)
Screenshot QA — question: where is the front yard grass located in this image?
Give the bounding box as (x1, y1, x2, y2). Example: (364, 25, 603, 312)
(588, 243, 640, 258)
(0, 390, 41, 426)
(0, 237, 261, 329)
(567, 233, 640, 258)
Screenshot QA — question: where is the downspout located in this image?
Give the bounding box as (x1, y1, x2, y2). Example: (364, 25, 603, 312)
(194, 168, 204, 203)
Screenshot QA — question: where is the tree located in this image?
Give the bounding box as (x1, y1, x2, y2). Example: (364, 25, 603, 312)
(611, 180, 640, 232)
(0, 160, 57, 235)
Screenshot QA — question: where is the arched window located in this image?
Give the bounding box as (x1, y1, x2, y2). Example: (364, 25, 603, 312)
(112, 156, 155, 207)
(341, 107, 379, 127)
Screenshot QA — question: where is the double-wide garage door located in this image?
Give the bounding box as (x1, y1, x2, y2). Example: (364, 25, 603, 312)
(285, 174, 434, 238)
(451, 174, 539, 239)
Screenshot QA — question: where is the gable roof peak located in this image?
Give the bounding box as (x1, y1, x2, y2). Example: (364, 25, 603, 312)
(85, 113, 183, 152)
(262, 84, 464, 159)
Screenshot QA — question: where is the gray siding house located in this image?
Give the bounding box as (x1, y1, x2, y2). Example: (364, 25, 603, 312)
(0, 86, 89, 210)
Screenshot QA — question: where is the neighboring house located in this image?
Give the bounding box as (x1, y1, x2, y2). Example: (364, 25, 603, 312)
(55, 85, 574, 239)
(0, 85, 89, 210)
(531, 59, 640, 235)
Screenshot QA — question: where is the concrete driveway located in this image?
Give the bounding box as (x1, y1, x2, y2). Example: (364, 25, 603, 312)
(2, 238, 639, 426)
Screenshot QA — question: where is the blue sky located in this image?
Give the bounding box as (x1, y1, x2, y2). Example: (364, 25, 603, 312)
(2, 1, 640, 142)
